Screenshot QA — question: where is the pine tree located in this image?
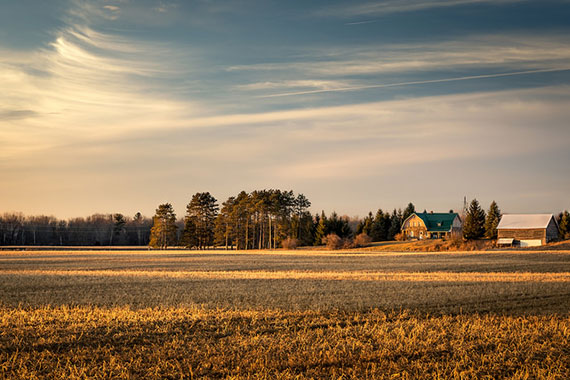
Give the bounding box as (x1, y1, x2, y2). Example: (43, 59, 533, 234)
(149, 203, 177, 249)
(214, 197, 235, 249)
(463, 199, 486, 240)
(182, 192, 219, 249)
(484, 201, 501, 239)
(363, 212, 374, 236)
(403, 203, 416, 221)
(111, 213, 127, 245)
(371, 209, 387, 241)
(559, 211, 570, 240)
(293, 194, 311, 242)
(180, 218, 198, 248)
(298, 211, 315, 246)
(314, 211, 327, 246)
(388, 209, 402, 240)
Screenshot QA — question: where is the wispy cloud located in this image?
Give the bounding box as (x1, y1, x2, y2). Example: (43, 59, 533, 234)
(0, 20, 204, 160)
(235, 79, 352, 92)
(153, 0, 178, 13)
(227, 34, 570, 99)
(318, 0, 525, 18)
(0, 110, 38, 121)
(344, 20, 377, 26)
(228, 34, 570, 78)
(103, 5, 120, 12)
(258, 68, 570, 98)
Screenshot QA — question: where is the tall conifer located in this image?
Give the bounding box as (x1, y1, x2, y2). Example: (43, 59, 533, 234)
(149, 203, 177, 249)
(559, 211, 570, 240)
(463, 199, 486, 240)
(484, 201, 501, 239)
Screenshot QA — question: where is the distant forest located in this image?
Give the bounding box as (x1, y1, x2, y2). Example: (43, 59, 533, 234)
(1, 190, 569, 248)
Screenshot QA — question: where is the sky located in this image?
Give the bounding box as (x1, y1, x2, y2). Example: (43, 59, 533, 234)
(1, 0, 570, 219)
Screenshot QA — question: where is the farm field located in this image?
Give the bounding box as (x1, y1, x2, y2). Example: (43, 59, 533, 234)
(1, 249, 569, 379)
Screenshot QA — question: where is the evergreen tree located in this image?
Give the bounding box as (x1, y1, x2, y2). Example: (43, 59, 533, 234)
(327, 212, 352, 238)
(371, 209, 387, 241)
(356, 220, 364, 235)
(340, 218, 353, 238)
(180, 218, 198, 248)
(484, 201, 501, 239)
(182, 192, 219, 249)
(314, 211, 328, 246)
(214, 197, 235, 249)
(388, 209, 402, 240)
(297, 211, 315, 246)
(111, 213, 127, 245)
(230, 191, 251, 250)
(293, 193, 311, 242)
(559, 210, 570, 240)
(149, 203, 178, 249)
(463, 199, 486, 240)
(402, 203, 416, 221)
(362, 212, 374, 236)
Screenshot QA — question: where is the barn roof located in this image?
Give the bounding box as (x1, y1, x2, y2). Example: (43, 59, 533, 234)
(497, 214, 555, 229)
(415, 212, 460, 232)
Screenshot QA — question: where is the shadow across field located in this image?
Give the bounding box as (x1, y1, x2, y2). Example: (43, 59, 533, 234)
(1, 250, 569, 315)
(1, 250, 569, 273)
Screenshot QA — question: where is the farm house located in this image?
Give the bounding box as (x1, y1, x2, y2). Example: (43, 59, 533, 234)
(496, 214, 559, 247)
(401, 212, 462, 240)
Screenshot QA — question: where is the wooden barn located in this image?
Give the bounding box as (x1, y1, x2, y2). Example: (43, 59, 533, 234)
(401, 212, 462, 240)
(496, 214, 559, 247)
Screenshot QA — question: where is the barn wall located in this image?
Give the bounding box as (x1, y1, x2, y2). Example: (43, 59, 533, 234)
(546, 219, 559, 242)
(498, 229, 546, 243)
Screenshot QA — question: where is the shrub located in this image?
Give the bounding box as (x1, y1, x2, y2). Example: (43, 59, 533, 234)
(394, 232, 406, 241)
(323, 233, 343, 250)
(281, 237, 298, 250)
(354, 233, 372, 247)
(448, 234, 464, 249)
(342, 238, 355, 249)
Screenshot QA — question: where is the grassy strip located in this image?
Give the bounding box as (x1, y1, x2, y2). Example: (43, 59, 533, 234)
(2, 269, 570, 282)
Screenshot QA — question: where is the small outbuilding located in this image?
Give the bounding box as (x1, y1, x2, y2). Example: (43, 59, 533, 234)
(401, 212, 462, 240)
(496, 214, 558, 247)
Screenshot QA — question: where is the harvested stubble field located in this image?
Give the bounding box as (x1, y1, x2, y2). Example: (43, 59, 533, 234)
(1, 249, 569, 379)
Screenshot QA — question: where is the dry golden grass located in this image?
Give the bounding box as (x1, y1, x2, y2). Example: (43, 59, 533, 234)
(1, 250, 569, 378)
(1, 307, 568, 379)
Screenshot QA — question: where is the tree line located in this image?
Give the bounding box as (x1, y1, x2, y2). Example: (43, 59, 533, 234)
(0, 212, 152, 246)
(147, 193, 421, 249)
(149, 190, 315, 249)
(2, 193, 569, 248)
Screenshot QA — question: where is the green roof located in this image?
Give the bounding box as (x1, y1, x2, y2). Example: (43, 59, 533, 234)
(415, 212, 459, 232)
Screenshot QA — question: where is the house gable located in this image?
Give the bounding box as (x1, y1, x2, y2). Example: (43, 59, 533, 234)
(402, 214, 427, 230)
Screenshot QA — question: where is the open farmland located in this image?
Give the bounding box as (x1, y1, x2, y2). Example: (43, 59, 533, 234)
(1, 249, 569, 379)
